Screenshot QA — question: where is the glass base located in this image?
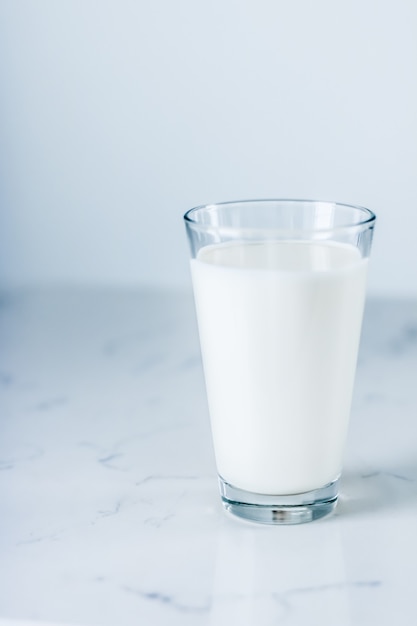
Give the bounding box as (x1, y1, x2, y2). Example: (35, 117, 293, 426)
(219, 476, 339, 525)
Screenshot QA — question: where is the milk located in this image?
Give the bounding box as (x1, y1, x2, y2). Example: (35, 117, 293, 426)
(191, 241, 368, 495)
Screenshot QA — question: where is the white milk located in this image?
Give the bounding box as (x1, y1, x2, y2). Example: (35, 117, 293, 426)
(191, 241, 368, 495)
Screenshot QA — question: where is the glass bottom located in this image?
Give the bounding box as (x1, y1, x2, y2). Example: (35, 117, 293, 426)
(219, 476, 339, 525)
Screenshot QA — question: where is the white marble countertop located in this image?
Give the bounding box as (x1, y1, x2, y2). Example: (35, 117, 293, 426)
(1, 288, 416, 626)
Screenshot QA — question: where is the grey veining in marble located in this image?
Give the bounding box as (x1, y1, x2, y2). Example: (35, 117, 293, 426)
(0, 289, 416, 626)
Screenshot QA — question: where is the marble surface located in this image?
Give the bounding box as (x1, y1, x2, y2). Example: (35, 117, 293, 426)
(0, 288, 416, 626)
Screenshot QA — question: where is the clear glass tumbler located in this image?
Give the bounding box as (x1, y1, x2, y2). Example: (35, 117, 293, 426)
(184, 200, 376, 524)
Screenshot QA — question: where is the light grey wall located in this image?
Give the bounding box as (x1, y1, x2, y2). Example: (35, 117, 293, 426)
(1, 0, 416, 295)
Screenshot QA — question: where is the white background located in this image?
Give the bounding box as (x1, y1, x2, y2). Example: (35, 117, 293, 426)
(0, 0, 416, 296)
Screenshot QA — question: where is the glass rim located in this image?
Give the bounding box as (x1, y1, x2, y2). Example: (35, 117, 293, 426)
(184, 198, 376, 236)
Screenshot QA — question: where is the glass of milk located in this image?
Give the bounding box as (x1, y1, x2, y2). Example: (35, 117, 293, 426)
(184, 200, 376, 524)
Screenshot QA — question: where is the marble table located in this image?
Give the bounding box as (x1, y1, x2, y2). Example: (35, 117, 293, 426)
(0, 288, 416, 626)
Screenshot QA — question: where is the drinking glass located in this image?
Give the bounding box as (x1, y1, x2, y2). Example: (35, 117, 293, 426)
(184, 200, 376, 524)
